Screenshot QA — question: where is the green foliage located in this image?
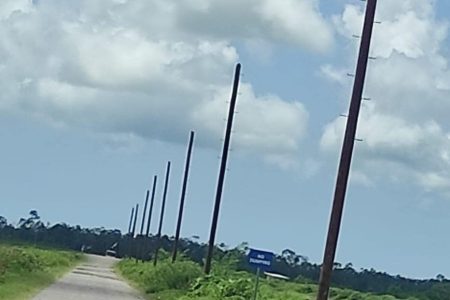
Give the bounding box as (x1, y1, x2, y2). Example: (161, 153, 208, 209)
(3, 212, 449, 300)
(185, 272, 254, 299)
(0, 212, 123, 256)
(118, 257, 408, 300)
(0, 243, 81, 299)
(421, 282, 450, 300)
(117, 257, 202, 294)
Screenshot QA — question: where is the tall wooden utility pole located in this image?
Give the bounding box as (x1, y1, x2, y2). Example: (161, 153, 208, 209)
(154, 161, 171, 266)
(172, 131, 195, 262)
(140, 190, 150, 235)
(131, 203, 139, 237)
(130, 203, 139, 259)
(146, 175, 158, 236)
(127, 207, 134, 234)
(137, 190, 150, 261)
(205, 63, 241, 274)
(316, 1, 377, 299)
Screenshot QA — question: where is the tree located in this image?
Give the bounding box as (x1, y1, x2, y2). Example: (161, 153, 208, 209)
(0, 216, 7, 229)
(281, 249, 298, 266)
(18, 210, 42, 229)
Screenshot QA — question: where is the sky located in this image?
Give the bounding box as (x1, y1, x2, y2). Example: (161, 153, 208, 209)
(1, 0, 450, 280)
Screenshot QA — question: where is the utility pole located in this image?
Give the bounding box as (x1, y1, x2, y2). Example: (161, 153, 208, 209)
(137, 190, 150, 261)
(172, 131, 195, 262)
(127, 207, 134, 234)
(140, 190, 150, 235)
(154, 161, 171, 266)
(130, 203, 139, 259)
(126, 206, 135, 258)
(205, 63, 241, 274)
(146, 175, 158, 236)
(316, 1, 377, 299)
(131, 203, 139, 238)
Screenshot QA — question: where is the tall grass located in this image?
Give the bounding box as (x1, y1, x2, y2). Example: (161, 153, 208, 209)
(0, 244, 81, 299)
(117, 257, 409, 300)
(117, 257, 202, 296)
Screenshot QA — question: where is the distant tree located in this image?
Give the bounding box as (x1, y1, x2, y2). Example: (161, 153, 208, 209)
(236, 242, 249, 252)
(1, 211, 450, 300)
(0, 216, 7, 229)
(281, 249, 298, 266)
(18, 210, 42, 229)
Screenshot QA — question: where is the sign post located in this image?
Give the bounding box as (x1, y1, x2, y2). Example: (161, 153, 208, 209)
(252, 267, 261, 300)
(248, 249, 274, 300)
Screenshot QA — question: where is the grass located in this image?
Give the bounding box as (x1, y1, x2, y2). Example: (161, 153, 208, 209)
(116, 256, 202, 299)
(116, 257, 409, 300)
(0, 243, 82, 300)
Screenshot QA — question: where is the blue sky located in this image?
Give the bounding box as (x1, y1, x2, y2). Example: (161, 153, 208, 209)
(1, 0, 450, 280)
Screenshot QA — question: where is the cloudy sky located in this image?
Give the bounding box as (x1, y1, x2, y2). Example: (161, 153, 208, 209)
(2, 0, 450, 279)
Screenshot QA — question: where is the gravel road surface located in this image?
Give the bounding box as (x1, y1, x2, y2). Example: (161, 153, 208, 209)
(32, 254, 143, 300)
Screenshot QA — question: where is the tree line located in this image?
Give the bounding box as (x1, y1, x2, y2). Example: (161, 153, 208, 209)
(0, 210, 449, 300)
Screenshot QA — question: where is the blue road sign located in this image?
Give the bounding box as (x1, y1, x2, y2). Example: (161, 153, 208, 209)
(248, 248, 274, 271)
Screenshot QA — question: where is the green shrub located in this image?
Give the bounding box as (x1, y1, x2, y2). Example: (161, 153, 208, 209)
(0, 244, 81, 299)
(186, 274, 254, 299)
(117, 256, 408, 300)
(0, 244, 79, 279)
(118, 258, 202, 294)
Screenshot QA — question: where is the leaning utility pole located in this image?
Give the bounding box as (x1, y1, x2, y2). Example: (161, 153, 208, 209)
(130, 203, 139, 259)
(145, 175, 158, 236)
(204, 63, 241, 274)
(172, 131, 195, 262)
(127, 207, 135, 234)
(137, 190, 150, 261)
(140, 190, 150, 235)
(316, 1, 377, 299)
(131, 203, 139, 238)
(153, 161, 171, 266)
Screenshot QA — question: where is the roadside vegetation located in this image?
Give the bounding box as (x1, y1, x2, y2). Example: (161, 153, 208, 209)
(3, 211, 450, 299)
(0, 243, 82, 300)
(117, 254, 404, 300)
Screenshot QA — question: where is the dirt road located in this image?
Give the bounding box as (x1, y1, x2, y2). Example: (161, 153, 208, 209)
(32, 254, 143, 300)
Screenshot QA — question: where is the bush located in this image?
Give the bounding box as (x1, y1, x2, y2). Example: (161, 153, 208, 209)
(118, 256, 409, 300)
(0, 244, 81, 299)
(186, 273, 254, 299)
(0, 244, 80, 281)
(118, 258, 202, 294)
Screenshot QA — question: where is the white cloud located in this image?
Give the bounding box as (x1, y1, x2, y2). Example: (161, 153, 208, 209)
(0, 0, 329, 166)
(174, 0, 333, 52)
(334, 2, 447, 59)
(321, 0, 450, 194)
(320, 64, 348, 85)
(191, 83, 309, 159)
(321, 113, 450, 191)
(0, 0, 32, 19)
(257, 0, 333, 52)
